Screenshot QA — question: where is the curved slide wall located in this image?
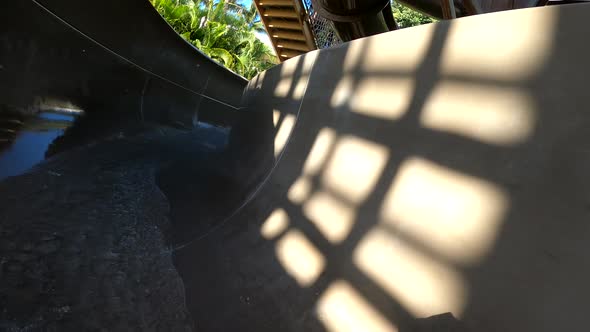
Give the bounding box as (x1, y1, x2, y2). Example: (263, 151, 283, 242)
(175, 4, 590, 332)
(2, 0, 590, 331)
(0, 0, 247, 126)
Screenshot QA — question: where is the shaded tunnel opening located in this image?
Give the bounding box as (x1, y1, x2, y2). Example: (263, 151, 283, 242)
(0, 103, 82, 181)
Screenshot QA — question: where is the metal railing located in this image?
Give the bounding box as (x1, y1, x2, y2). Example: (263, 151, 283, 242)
(301, 0, 342, 49)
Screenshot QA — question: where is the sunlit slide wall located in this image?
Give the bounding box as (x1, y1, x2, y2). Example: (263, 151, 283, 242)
(0, 0, 246, 127)
(237, 4, 590, 331)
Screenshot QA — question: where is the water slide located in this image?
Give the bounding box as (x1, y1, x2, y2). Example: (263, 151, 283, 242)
(2, 0, 590, 331)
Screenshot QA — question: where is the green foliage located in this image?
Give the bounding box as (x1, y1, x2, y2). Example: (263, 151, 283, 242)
(151, 0, 278, 79)
(392, 2, 436, 29)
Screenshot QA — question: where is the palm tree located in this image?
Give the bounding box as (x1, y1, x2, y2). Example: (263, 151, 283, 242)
(151, 0, 277, 79)
(242, 2, 266, 33)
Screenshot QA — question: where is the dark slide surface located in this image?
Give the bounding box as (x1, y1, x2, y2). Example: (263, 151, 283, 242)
(3, 0, 586, 331)
(0, 0, 247, 126)
(0, 0, 274, 330)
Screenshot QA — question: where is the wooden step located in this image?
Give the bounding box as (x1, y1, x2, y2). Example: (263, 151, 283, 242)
(263, 8, 299, 18)
(271, 29, 306, 41)
(276, 40, 310, 52)
(253, 0, 316, 62)
(279, 49, 305, 58)
(267, 19, 301, 30)
(258, 0, 293, 6)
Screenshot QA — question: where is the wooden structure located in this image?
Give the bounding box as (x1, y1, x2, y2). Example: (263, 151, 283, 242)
(253, 0, 317, 61)
(255, 0, 552, 60)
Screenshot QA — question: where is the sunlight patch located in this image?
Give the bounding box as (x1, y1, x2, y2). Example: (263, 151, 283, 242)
(303, 128, 337, 175)
(322, 136, 389, 204)
(441, 7, 557, 80)
(274, 77, 294, 98)
(274, 112, 296, 157)
(317, 280, 398, 332)
(349, 78, 412, 120)
(421, 82, 534, 145)
(261, 208, 290, 240)
(293, 75, 309, 100)
(303, 191, 355, 243)
(273, 110, 281, 127)
(381, 157, 507, 263)
(276, 230, 325, 287)
(288, 176, 313, 204)
(354, 228, 467, 317)
(343, 24, 435, 74)
(330, 76, 353, 108)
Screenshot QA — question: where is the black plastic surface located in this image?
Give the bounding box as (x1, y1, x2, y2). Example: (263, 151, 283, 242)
(0, 0, 247, 127)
